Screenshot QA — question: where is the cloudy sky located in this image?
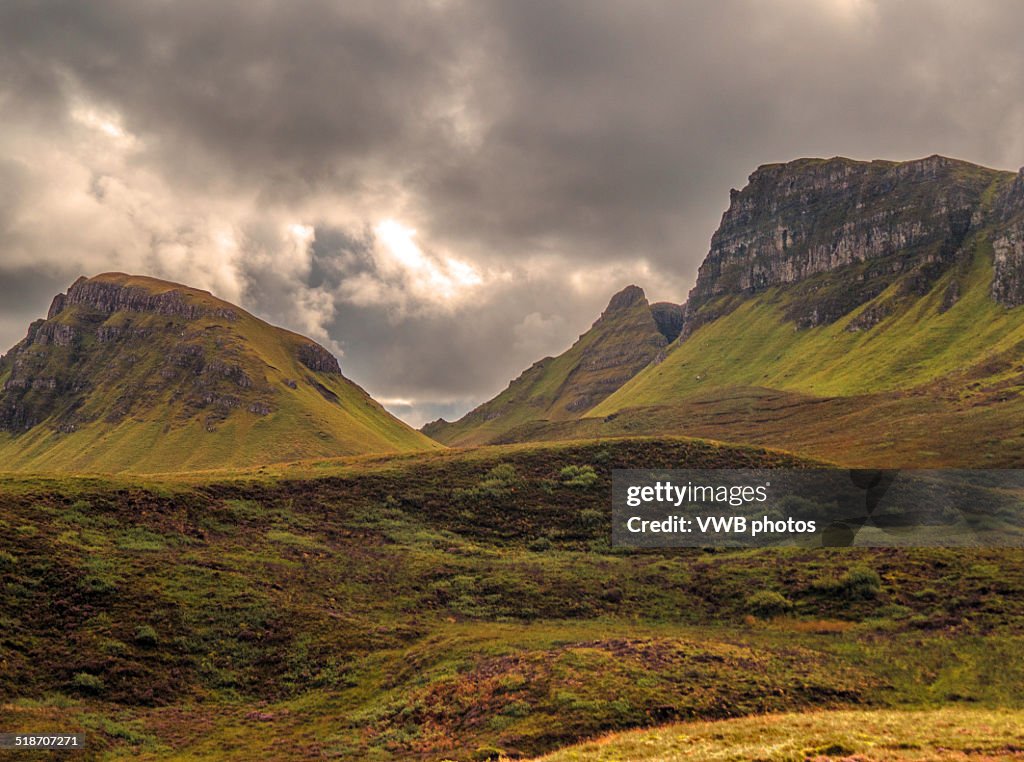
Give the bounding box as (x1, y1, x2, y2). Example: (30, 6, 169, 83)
(2, 0, 1023, 426)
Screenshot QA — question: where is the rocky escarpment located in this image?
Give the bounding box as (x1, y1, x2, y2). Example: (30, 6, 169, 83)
(49, 275, 239, 322)
(990, 170, 1024, 307)
(297, 342, 342, 375)
(683, 155, 1023, 334)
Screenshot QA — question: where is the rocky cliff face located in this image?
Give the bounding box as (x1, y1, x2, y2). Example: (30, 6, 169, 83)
(683, 155, 1024, 334)
(991, 172, 1024, 307)
(650, 302, 684, 342)
(49, 276, 239, 322)
(297, 342, 342, 375)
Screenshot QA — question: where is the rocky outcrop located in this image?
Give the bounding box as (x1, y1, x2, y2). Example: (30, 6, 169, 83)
(992, 222, 1024, 307)
(650, 302, 684, 342)
(49, 276, 238, 322)
(29, 322, 77, 347)
(604, 284, 646, 312)
(683, 155, 1018, 332)
(297, 342, 341, 375)
(0, 276, 269, 433)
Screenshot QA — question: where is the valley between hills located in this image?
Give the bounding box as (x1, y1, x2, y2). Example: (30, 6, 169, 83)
(1, 154, 1024, 760)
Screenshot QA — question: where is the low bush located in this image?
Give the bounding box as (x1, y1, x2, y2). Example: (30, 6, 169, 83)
(560, 464, 599, 488)
(745, 590, 793, 617)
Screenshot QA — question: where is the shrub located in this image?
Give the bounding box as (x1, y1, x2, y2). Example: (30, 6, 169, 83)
(81, 575, 117, 595)
(560, 464, 599, 488)
(0, 549, 16, 569)
(72, 672, 105, 694)
(579, 508, 604, 530)
(134, 625, 159, 646)
(745, 590, 793, 617)
(456, 463, 520, 501)
(482, 463, 518, 486)
(813, 566, 882, 600)
(527, 537, 552, 552)
(471, 746, 505, 761)
(841, 567, 882, 599)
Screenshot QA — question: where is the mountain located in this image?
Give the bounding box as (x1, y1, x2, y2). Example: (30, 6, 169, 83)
(0, 273, 439, 472)
(437, 155, 1024, 467)
(423, 285, 682, 446)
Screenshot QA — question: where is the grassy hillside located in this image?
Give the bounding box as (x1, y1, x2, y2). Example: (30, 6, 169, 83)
(2, 439, 1023, 759)
(425, 286, 678, 447)
(490, 386, 1024, 468)
(0, 274, 438, 473)
(533, 708, 1024, 761)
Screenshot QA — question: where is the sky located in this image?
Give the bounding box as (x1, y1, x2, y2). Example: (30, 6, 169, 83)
(2, 0, 1024, 427)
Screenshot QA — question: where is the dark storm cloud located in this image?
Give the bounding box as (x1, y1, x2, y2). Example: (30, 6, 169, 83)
(1, 0, 1023, 424)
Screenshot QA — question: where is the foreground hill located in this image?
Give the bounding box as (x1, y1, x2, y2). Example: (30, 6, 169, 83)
(438, 156, 1024, 466)
(1, 439, 1022, 759)
(0, 273, 438, 472)
(533, 708, 1024, 761)
(424, 285, 682, 446)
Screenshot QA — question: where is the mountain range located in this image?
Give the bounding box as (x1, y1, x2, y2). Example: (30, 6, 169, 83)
(2, 155, 1022, 473)
(427, 155, 1024, 467)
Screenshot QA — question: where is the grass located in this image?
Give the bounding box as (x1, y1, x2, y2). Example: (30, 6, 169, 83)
(465, 243, 1024, 467)
(1, 439, 1023, 759)
(531, 707, 1024, 761)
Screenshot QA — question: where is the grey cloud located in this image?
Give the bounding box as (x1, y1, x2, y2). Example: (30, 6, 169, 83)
(1, 0, 1024, 425)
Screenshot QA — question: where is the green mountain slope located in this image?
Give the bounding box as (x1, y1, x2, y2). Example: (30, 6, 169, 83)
(423, 285, 682, 446)
(581, 243, 1024, 466)
(596, 238, 1024, 409)
(0, 273, 439, 473)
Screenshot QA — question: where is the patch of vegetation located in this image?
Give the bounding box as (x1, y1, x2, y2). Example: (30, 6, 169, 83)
(745, 590, 793, 618)
(71, 673, 104, 694)
(560, 464, 599, 488)
(814, 566, 883, 600)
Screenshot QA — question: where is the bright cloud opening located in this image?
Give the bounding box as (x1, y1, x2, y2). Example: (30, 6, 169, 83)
(71, 104, 136, 146)
(368, 219, 483, 308)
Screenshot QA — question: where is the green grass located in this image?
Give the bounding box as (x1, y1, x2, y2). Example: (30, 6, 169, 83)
(465, 240, 1023, 467)
(427, 235, 1024, 468)
(531, 707, 1024, 761)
